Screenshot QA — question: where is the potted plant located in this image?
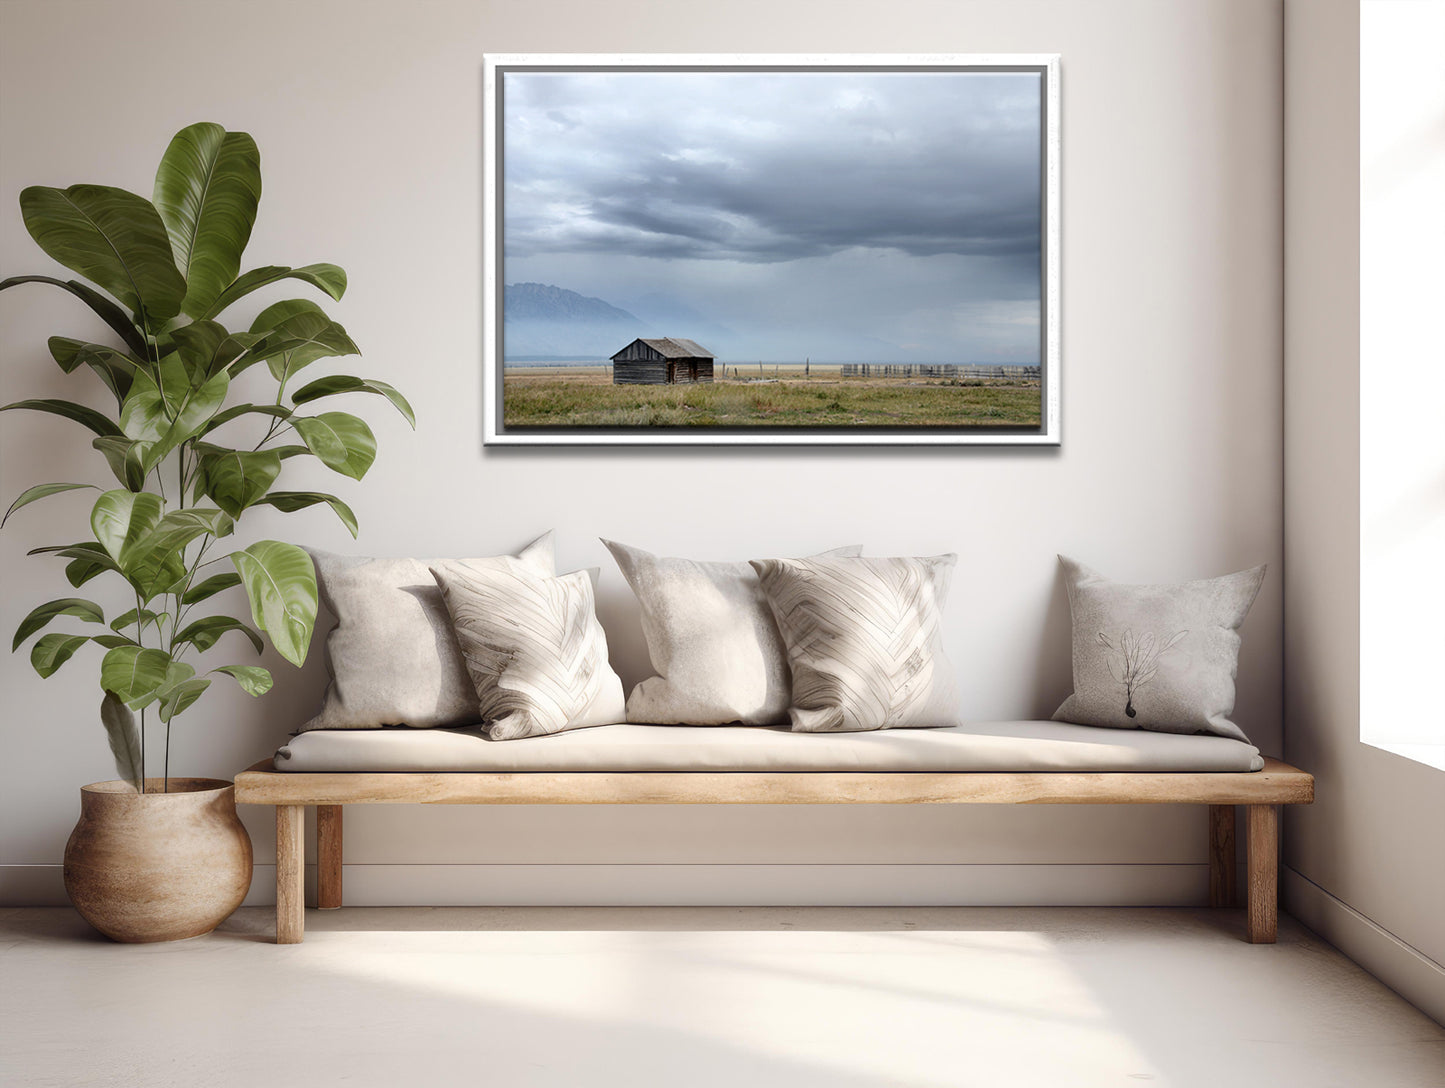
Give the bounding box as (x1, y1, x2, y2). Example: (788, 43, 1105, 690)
(1, 122, 412, 942)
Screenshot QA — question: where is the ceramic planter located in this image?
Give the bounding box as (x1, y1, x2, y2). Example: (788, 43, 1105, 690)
(63, 778, 252, 943)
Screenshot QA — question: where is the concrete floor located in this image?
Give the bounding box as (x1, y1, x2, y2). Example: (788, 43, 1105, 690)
(1, 906, 1440, 1088)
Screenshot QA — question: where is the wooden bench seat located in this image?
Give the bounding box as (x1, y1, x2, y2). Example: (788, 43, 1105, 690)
(234, 757, 1313, 945)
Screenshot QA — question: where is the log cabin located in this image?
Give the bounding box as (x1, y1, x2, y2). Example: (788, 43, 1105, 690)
(611, 337, 715, 384)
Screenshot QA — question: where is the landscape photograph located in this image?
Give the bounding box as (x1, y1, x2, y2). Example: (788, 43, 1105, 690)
(491, 62, 1053, 439)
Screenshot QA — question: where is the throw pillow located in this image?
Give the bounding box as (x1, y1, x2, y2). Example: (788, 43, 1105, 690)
(604, 539, 862, 725)
(431, 562, 625, 741)
(300, 532, 554, 731)
(750, 554, 962, 732)
(1051, 556, 1266, 742)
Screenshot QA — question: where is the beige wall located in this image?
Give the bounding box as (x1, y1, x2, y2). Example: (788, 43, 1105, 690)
(1282, 0, 1445, 1024)
(0, 0, 1284, 907)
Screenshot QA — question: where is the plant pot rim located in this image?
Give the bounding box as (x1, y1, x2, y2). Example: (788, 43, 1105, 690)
(81, 777, 234, 796)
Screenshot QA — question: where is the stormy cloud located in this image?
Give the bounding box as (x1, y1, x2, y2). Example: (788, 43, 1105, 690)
(501, 68, 1044, 363)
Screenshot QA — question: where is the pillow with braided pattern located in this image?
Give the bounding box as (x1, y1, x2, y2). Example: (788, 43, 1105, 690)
(751, 554, 961, 733)
(431, 561, 624, 741)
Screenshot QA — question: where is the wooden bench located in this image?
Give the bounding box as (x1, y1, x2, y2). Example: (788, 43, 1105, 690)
(234, 758, 1313, 945)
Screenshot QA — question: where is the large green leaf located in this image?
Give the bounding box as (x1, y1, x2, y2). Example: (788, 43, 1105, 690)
(2, 482, 97, 527)
(181, 571, 241, 605)
(230, 540, 316, 666)
(19, 185, 186, 330)
(249, 297, 324, 334)
(169, 321, 254, 380)
(214, 664, 273, 696)
(1, 398, 123, 438)
(118, 370, 169, 449)
(196, 448, 281, 517)
(100, 645, 175, 709)
(158, 676, 211, 723)
(31, 542, 133, 590)
(151, 659, 197, 722)
(174, 615, 263, 655)
(91, 490, 164, 565)
(202, 263, 346, 320)
(0, 276, 148, 355)
(66, 552, 120, 588)
(122, 507, 233, 597)
(200, 403, 290, 437)
(143, 369, 230, 473)
(48, 338, 142, 404)
(87, 494, 187, 600)
(101, 692, 143, 792)
(243, 300, 358, 380)
(109, 607, 168, 636)
(13, 597, 105, 651)
(257, 490, 358, 538)
(153, 124, 261, 318)
(292, 374, 415, 428)
(31, 632, 90, 678)
(91, 436, 149, 491)
(93, 634, 139, 649)
(30, 541, 110, 558)
(291, 412, 376, 480)
(152, 351, 194, 416)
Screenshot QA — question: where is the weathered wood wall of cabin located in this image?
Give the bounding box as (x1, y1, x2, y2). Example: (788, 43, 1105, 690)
(614, 360, 670, 384)
(612, 341, 668, 384)
(612, 342, 715, 384)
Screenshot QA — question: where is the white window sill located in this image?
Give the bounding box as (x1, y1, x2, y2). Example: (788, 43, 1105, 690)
(1363, 740, 1445, 774)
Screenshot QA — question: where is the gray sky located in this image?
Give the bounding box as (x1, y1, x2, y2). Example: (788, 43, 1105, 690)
(503, 69, 1043, 362)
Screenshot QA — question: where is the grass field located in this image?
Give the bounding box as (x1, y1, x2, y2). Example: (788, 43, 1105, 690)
(502, 367, 1041, 429)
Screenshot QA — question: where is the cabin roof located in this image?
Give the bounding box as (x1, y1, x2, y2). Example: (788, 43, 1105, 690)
(661, 338, 712, 358)
(614, 337, 714, 360)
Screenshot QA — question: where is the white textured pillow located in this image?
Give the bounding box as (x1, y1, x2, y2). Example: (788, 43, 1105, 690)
(751, 554, 962, 733)
(300, 532, 554, 731)
(604, 539, 862, 725)
(1052, 556, 1265, 742)
(431, 561, 625, 741)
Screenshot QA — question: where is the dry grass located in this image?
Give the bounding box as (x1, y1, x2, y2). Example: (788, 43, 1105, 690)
(501, 371, 1041, 429)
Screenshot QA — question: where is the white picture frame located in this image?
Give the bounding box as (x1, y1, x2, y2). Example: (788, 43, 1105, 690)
(483, 53, 1060, 446)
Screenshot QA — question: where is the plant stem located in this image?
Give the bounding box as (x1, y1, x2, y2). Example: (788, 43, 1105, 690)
(168, 535, 214, 662)
(139, 704, 147, 795)
(133, 588, 146, 792)
(253, 358, 291, 450)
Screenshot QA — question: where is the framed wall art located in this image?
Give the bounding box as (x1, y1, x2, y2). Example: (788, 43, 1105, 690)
(483, 54, 1060, 446)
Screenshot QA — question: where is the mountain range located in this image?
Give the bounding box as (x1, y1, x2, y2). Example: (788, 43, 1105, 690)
(500, 282, 942, 364)
(503, 283, 650, 360)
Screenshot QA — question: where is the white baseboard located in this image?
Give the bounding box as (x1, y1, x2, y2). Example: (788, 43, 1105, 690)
(3, 861, 1208, 909)
(1283, 866, 1445, 1026)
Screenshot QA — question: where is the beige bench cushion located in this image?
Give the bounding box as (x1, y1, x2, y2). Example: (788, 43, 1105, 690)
(274, 720, 1264, 774)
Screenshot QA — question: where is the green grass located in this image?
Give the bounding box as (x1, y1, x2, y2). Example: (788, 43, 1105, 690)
(502, 375, 1041, 429)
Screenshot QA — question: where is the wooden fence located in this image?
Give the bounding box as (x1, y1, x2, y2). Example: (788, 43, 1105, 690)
(839, 364, 1041, 380)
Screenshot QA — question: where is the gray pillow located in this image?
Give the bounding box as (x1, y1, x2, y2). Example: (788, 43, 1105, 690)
(604, 539, 862, 725)
(300, 532, 554, 730)
(1051, 556, 1266, 742)
(431, 562, 625, 741)
(751, 554, 962, 733)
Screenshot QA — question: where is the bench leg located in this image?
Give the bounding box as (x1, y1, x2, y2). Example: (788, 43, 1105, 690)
(1246, 804, 1278, 944)
(317, 805, 343, 910)
(1208, 804, 1237, 908)
(275, 804, 305, 944)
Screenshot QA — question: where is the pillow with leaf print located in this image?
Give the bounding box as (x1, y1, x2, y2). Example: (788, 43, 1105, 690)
(1051, 556, 1266, 742)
